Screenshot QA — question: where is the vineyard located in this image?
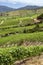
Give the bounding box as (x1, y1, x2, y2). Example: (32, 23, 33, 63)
(0, 9, 43, 65)
(0, 46, 43, 65)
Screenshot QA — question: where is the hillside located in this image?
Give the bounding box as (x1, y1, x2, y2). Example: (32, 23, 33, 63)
(17, 5, 42, 10)
(0, 5, 43, 13)
(0, 5, 43, 65)
(0, 6, 15, 12)
(6, 8, 43, 17)
(0, 5, 43, 17)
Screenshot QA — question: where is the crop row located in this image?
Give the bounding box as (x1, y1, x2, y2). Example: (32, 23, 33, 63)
(0, 16, 34, 26)
(0, 25, 35, 35)
(0, 23, 43, 36)
(0, 46, 43, 65)
(0, 32, 43, 47)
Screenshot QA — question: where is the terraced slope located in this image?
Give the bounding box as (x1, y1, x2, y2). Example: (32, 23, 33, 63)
(0, 12, 43, 65)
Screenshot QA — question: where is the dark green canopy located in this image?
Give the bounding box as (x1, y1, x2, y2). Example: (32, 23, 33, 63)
(37, 14, 43, 20)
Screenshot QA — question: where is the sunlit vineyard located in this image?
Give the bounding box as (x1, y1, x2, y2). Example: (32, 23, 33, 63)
(0, 8, 43, 65)
(0, 46, 43, 65)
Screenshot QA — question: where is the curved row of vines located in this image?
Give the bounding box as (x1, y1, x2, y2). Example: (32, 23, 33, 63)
(0, 46, 43, 65)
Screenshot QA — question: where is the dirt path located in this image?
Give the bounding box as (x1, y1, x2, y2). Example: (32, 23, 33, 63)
(0, 41, 43, 48)
(31, 17, 40, 23)
(33, 19, 40, 23)
(20, 41, 43, 46)
(14, 54, 43, 65)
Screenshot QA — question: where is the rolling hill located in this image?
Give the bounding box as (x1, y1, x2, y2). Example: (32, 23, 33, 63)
(0, 5, 43, 12)
(0, 6, 15, 12)
(17, 5, 42, 10)
(0, 4, 43, 65)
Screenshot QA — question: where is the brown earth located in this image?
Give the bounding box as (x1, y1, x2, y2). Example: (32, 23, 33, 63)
(0, 41, 43, 48)
(19, 41, 43, 46)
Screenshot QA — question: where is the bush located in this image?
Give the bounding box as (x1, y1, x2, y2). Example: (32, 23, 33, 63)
(37, 14, 43, 20)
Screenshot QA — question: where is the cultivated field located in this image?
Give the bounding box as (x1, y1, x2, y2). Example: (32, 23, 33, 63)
(0, 8, 43, 65)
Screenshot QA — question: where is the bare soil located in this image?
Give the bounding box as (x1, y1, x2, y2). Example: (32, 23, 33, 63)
(20, 41, 43, 46)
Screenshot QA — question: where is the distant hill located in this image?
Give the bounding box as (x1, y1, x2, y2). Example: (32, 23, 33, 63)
(0, 5, 43, 12)
(0, 6, 15, 12)
(17, 5, 43, 10)
(7, 6, 43, 17)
